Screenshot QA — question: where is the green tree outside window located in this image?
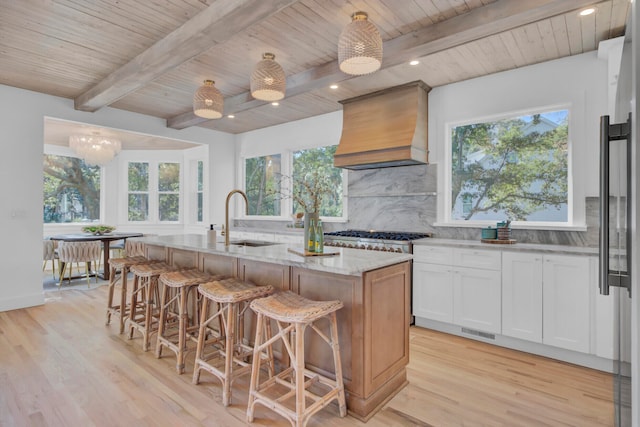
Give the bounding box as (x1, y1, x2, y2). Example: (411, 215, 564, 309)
(451, 110, 569, 222)
(128, 162, 149, 221)
(245, 154, 282, 216)
(43, 155, 100, 223)
(292, 146, 342, 217)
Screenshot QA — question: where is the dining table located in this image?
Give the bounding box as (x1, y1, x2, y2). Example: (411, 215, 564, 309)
(49, 232, 143, 280)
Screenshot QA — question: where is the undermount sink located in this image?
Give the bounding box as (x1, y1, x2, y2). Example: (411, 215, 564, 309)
(229, 240, 278, 247)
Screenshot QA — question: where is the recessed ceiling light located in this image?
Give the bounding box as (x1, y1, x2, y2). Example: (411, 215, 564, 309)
(271, 102, 279, 106)
(330, 84, 339, 90)
(409, 60, 420, 66)
(579, 8, 595, 16)
(227, 114, 235, 119)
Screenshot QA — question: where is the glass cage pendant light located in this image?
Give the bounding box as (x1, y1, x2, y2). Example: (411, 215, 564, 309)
(193, 79, 223, 119)
(338, 11, 383, 75)
(250, 52, 286, 101)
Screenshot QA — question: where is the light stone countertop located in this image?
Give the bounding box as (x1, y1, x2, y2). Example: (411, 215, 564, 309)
(135, 234, 413, 276)
(412, 238, 599, 256)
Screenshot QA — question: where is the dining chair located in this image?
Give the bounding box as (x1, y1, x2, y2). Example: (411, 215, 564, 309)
(57, 241, 102, 288)
(42, 238, 58, 280)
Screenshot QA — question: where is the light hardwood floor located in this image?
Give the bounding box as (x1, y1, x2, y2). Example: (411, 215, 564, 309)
(1, 283, 614, 426)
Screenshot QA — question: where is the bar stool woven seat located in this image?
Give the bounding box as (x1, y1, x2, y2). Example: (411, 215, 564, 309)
(156, 269, 221, 374)
(106, 255, 160, 334)
(126, 262, 177, 351)
(198, 278, 275, 303)
(192, 278, 274, 406)
(250, 291, 344, 323)
(247, 291, 347, 427)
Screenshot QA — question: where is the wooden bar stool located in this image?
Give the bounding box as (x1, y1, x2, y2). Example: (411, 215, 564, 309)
(156, 269, 220, 374)
(106, 254, 159, 334)
(192, 278, 275, 406)
(246, 291, 347, 427)
(126, 262, 177, 351)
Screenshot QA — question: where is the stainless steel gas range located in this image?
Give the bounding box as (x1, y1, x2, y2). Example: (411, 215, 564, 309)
(323, 229, 432, 254)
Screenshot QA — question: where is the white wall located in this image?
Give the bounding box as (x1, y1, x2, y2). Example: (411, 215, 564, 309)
(429, 51, 607, 229)
(235, 111, 342, 159)
(0, 84, 234, 312)
(236, 51, 607, 231)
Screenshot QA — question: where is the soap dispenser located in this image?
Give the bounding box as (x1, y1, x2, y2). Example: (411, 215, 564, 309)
(208, 224, 217, 244)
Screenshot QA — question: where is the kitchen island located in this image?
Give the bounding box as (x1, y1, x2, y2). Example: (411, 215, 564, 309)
(134, 234, 412, 421)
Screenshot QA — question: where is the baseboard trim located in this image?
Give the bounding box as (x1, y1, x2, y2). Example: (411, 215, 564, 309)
(0, 292, 45, 313)
(414, 317, 616, 373)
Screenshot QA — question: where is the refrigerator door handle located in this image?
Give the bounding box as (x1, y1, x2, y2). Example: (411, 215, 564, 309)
(599, 115, 611, 296)
(599, 114, 632, 297)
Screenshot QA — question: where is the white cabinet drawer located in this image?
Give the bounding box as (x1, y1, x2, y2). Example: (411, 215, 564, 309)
(453, 248, 501, 271)
(413, 245, 453, 265)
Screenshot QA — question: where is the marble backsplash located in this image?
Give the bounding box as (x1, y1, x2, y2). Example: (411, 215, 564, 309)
(236, 163, 601, 247)
(347, 164, 600, 247)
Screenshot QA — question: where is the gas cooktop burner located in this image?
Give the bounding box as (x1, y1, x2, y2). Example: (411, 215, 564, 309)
(324, 230, 432, 241)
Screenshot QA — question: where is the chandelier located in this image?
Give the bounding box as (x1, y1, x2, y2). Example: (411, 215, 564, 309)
(338, 11, 383, 75)
(193, 79, 224, 119)
(250, 53, 286, 101)
(69, 133, 122, 166)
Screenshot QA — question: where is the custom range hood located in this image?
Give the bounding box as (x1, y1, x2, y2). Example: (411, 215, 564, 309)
(334, 80, 430, 170)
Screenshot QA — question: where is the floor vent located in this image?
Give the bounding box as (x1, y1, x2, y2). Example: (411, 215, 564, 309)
(461, 327, 495, 340)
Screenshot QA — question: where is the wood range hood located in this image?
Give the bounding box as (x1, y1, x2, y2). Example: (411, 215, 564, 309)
(334, 80, 431, 170)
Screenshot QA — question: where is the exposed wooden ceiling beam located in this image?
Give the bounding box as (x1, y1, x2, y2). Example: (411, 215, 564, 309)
(74, 0, 301, 112)
(167, 0, 603, 130)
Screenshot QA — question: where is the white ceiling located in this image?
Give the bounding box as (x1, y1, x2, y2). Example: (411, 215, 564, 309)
(44, 118, 200, 151)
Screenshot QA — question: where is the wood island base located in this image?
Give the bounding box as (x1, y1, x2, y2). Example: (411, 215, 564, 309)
(143, 237, 412, 421)
(347, 370, 409, 421)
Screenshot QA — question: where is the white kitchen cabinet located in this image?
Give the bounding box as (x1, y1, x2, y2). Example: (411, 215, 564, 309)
(414, 246, 501, 334)
(413, 245, 454, 265)
(502, 252, 543, 343)
(412, 246, 454, 323)
(542, 254, 590, 353)
(453, 266, 501, 334)
(413, 262, 453, 323)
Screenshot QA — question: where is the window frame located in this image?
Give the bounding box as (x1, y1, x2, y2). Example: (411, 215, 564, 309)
(440, 104, 580, 230)
(119, 152, 185, 225)
(127, 161, 150, 222)
(240, 146, 348, 222)
(157, 161, 181, 222)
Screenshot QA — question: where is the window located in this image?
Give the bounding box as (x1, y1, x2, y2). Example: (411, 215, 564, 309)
(127, 161, 181, 222)
(196, 160, 204, 223)
(158, 162, 180, 221)
(43, 154, 101, 223)
(245, 154, 281, 216)
(243, 146, 345, 219)
(128, 162, 149, 221)
(450, 109, 569, 223)
(292, 146, 343, 217)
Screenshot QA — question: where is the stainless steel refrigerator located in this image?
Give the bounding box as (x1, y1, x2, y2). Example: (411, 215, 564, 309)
(599, 9, 636, 425)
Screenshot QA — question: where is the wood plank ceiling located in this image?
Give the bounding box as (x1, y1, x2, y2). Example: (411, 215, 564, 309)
(0, 0, 630, 136)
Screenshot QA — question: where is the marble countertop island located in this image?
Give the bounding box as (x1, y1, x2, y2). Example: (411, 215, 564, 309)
(134, 233, 413, 276)
(133, 233, 413, 420)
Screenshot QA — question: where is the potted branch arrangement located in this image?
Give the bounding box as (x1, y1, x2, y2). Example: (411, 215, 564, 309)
(275, 170, 334, 246)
